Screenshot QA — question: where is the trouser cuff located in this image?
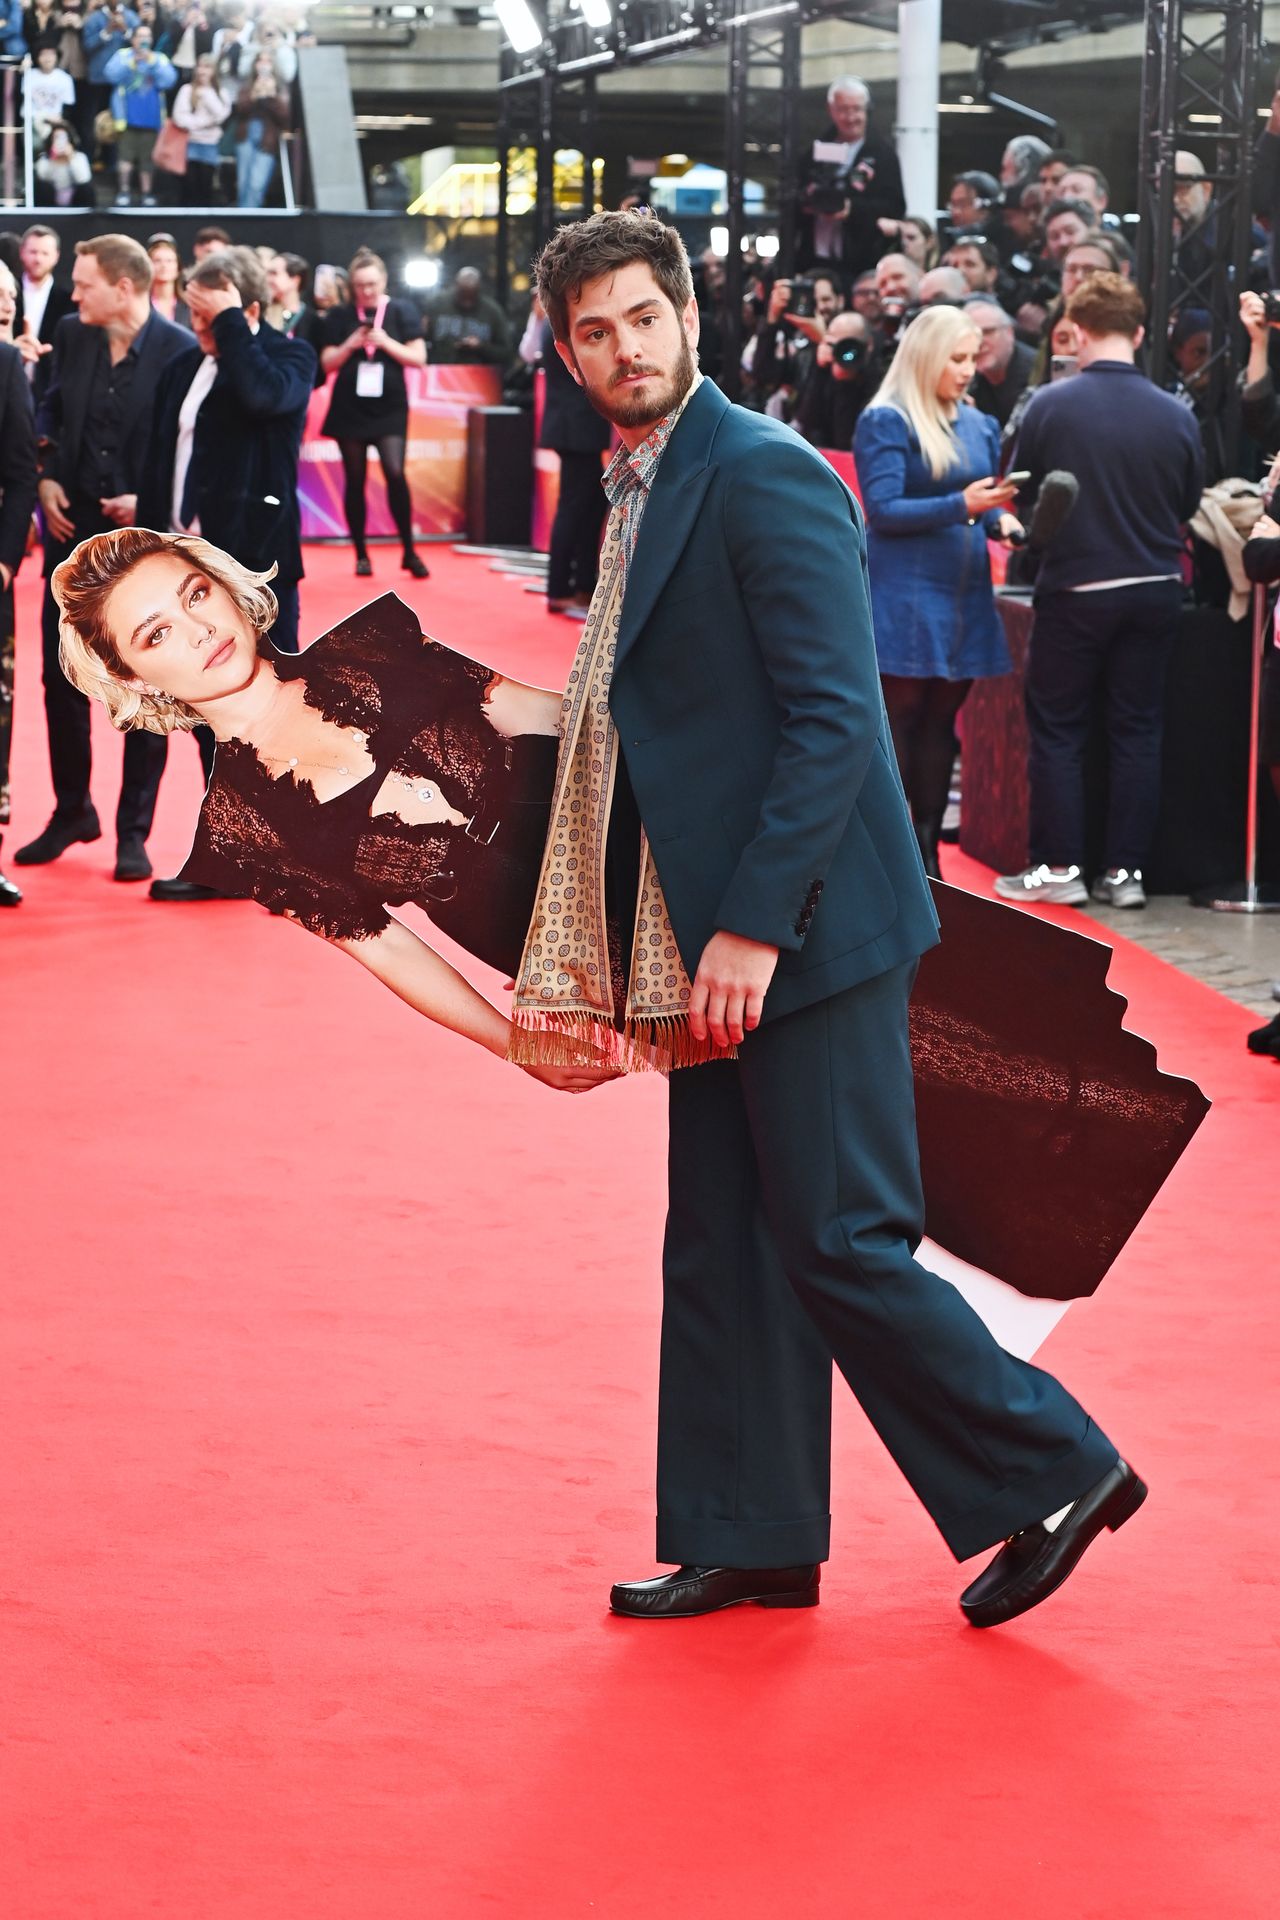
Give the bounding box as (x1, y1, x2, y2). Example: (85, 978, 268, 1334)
(656, 1511, 831, 1568)
(938, 1423, 1120, 1562)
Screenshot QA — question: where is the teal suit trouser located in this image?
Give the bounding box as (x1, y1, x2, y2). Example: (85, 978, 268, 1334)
(657, 962, 1120, 1566)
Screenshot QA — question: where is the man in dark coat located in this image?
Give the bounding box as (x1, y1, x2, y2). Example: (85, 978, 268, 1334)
(529, 209, 1144, 1631)
(18, 232, 190, 883)
(135, 244, 316, 902)
(0, 334, 39, 905)
(536, 310, 610, 615)
(797, 76, 905, 281)
(14, 223, 75, 407)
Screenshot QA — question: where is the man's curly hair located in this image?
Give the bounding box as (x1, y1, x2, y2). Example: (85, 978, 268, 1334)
(534, 209, 695, 344)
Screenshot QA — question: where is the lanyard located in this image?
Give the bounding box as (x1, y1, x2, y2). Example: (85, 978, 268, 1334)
(362, 296, 388, 358)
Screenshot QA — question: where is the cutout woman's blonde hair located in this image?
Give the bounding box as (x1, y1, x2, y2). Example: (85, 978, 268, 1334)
(864, 304, 982, 479)
(54, 528, 278, 735)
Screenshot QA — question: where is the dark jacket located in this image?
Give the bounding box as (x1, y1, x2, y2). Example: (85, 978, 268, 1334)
(14, 278, 74, 407)
(537, 319, 610, 455)
(609, 378, 938, 1022)
(797, 126, 905, 279)
(1242, 366, 1280, 454)
(36, 308, 192, 560)
(1011, 359, 1204, 596)
(137, 309, 316, 586)
(0, 343, 38, 580)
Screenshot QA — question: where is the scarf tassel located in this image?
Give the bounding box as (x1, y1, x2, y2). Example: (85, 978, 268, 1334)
(507, 1007, 737, 1077)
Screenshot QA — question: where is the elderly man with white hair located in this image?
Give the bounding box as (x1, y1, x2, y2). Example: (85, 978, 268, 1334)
(799, 72, 905, 279)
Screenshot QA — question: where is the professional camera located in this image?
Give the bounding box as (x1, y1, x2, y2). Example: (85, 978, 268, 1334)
(805, 154, 877, 216)
(832, 334, 869, 373)
(787, 276, 817, 319)
(1262, 291, 1280, 325)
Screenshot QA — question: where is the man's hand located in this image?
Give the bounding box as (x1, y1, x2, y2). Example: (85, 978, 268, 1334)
(995, 511, 1024, 544)
(38, 477, 74, 543)
(1240, 290, 1271, 347)
(689, 931, 780, 1048)
(99, 493, 137, 526)
(186, 281, 242, 325)
(1250, 511, 1280, 540)
(16, 321, 52, 368)
(784, 312, 827, 345)
(766, 279, 793, 325)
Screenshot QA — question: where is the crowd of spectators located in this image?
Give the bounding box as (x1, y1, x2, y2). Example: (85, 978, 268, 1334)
(8, 0, 310, 209)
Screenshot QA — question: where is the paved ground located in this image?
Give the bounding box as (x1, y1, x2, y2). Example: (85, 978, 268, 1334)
(1083, 893, 1280, 1021)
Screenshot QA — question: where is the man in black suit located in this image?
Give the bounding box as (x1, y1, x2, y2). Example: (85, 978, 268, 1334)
(536, 307, 610, 616)
(16, 232, 191, 883)
(14, 224, 75, 408)
(797, 76, 905, 281)
(0, 335, 39, 907)
(136, 245, 316, 902)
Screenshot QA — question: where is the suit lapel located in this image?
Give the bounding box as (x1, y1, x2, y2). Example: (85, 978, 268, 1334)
(613, 378, 729, 674)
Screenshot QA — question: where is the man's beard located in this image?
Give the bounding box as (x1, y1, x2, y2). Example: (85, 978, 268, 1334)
(587, 333, 697, 431)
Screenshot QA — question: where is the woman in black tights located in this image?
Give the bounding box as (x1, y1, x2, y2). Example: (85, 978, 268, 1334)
(855, 306, 1022, 878)
(320, 248, 429, 580)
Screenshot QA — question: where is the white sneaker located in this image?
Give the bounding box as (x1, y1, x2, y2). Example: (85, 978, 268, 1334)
(1091, 868, 1147, 909)
(994, 863, 1088, 905)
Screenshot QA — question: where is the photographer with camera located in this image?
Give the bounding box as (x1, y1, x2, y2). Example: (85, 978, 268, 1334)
(798, 75, 905, 281)
(749, 269, 843, 411)
(873, 251, 922, 356)
(792, 311, 880, 448)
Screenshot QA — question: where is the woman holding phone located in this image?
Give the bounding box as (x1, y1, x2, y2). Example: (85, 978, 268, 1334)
(320, 247, 429, 581)
(854, 305, 1022, 878)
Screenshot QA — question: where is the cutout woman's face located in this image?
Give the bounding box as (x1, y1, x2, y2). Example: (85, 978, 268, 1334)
(104, 553, 260, 710)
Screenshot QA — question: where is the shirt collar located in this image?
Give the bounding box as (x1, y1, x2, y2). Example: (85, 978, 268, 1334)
(603, 369, 703, 509)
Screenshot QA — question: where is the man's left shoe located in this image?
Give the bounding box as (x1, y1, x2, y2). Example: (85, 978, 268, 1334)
(959, 1459, 1147, 1629)
(1091, 868, 1147, 909)
(401, 552, 430, 579)
(609, 1564, 820, 1619)
(0, 868, 21, 906)
(1246, 1010, 1280, 1057)
(113, 838, 153, 883)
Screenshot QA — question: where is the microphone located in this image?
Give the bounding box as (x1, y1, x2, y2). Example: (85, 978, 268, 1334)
(1007, 470, 1079, 549)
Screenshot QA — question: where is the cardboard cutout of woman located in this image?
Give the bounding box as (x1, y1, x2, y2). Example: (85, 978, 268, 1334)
(56, 529, 1209, 1354)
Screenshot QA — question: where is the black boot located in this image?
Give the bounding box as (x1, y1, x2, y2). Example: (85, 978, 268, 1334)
(914, 814, 943, 882)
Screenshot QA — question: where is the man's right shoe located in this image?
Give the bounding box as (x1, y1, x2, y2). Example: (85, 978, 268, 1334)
(1246, 1010, 1280, 1057)
(0, 868, 20, 906)
(994, 863, 1088, 906)
(609, 1564, 820, 1619)
(149, 877, 225, 903)
(13, 809, 102, 866)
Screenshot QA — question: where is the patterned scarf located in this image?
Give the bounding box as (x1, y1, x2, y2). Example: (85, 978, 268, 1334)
(509, 373, 733, 1075)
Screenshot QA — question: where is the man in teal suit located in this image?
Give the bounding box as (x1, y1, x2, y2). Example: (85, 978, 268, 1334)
(526, 211, 1146, 1627)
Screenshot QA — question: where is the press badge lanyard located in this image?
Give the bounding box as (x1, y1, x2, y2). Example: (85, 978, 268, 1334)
(355, 296, 389, 400)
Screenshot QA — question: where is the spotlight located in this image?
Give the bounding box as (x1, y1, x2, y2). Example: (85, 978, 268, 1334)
(709, 225, 729, 257)
(755, 233, 780, 258)
(404, 258, 443, 289)
(494, 0, 543, 51)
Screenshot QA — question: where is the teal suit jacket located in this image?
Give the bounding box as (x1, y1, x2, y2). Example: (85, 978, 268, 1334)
(610, 378, 940, 1022)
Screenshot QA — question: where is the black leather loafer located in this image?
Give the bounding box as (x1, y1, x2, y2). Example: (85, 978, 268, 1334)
(960, 1459, 1147, 1629)
(610, 1564, 820, 1619)
(0, 868, 21, 906)
(13, 807, 101, 866)
(148, 877, 224, 903)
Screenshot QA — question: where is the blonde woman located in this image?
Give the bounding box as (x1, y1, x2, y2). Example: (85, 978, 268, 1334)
(854, 304, 1021, 876)
(52, 527, 610, 1092)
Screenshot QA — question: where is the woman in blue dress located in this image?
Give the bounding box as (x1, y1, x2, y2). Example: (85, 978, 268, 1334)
(855, 305, 1021, 877)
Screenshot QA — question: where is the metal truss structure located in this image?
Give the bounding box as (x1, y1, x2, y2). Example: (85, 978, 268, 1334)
(1137, 0, 1263, 476)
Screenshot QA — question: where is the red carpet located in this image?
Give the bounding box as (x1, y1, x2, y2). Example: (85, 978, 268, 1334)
(4, 543, 1278, 1917)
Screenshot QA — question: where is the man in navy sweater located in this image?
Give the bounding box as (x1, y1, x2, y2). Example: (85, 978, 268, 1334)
(999, 273, 1203, 910)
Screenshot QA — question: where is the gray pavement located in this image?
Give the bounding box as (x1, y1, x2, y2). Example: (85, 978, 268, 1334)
(1080, 892, 1280, 1020)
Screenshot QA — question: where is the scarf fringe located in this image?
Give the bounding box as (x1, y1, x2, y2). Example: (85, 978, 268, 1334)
(507, 1008, 737, 1076)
